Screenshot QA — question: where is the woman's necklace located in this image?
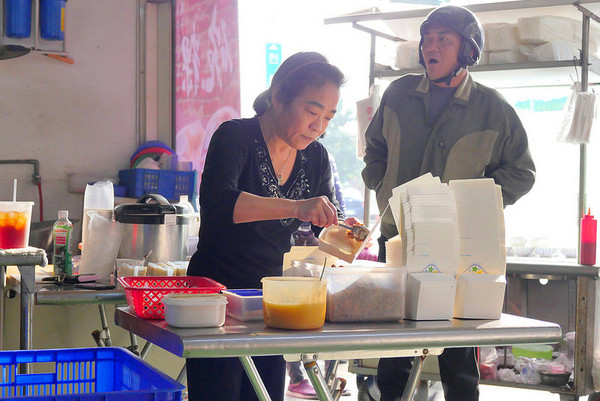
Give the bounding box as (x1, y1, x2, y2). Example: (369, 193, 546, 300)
(267, 143, 292, 185)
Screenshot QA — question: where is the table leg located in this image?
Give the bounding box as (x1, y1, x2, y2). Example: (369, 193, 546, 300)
(400, 355, 426, 401)
(0, 266, 5, 350)
(18, 265, 35, 374)
(304, 359, 335, 401)
(239, 355, 272, 401)
(98, 304, 113, 346)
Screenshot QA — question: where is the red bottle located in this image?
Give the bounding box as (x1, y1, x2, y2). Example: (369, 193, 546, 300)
(580, 208, 597, 265)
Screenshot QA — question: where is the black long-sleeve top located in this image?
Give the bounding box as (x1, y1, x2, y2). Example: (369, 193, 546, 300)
(187, 117, 342, 289)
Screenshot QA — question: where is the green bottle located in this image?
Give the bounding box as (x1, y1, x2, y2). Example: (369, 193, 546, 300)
(53, 210, 73, 276)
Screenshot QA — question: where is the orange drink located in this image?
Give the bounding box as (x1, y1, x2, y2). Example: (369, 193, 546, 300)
(0, 202, 33, 249)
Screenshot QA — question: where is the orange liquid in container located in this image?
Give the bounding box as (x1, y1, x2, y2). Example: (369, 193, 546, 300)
(263, 301, 326, 330)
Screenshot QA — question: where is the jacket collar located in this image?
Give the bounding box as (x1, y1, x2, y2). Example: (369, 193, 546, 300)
(414, 72, 474, 105)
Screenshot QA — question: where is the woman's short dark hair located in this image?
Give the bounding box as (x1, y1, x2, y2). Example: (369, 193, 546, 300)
(253, 52, 345, 116)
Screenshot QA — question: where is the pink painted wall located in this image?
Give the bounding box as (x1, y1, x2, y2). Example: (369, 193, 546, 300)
(175, 0, 240, 180)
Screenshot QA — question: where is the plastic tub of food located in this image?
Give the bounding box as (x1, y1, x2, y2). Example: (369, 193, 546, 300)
(325, 264, 407, 322)
(162, 293, 227, 328)
(512, 343, 553, 360)
(261, 277, 327, 330)
(222, 289, 263, 321)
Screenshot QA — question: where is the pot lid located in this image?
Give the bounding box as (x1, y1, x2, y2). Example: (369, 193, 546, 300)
(114, 194, 189, 224)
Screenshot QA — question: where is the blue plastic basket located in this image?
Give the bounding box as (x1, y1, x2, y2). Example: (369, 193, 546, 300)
(0, 347, 184, 400)
(119, 169, 197, 202)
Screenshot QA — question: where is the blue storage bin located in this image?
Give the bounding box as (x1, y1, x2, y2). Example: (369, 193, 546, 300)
(40, 0, 66, 41)
(0, 347, 184, 400)
(119, 169, 198, 202)
(5, 0, 32, 38)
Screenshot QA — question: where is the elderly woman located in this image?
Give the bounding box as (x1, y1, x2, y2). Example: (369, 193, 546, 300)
(186, 51, 357, 401)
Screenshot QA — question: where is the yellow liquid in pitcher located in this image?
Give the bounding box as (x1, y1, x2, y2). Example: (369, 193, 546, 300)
(263, 301, 326, 330)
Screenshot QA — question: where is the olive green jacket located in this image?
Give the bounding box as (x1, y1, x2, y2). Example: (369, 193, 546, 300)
(362, 73, 535, 239)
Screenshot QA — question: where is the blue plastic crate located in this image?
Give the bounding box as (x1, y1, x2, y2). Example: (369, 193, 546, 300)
(119, 169, 197, 202)
(0, 347, 184, 400)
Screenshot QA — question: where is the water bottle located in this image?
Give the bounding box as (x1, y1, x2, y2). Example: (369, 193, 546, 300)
(580, 208, 597, 265)
(53, 210, 73, 276)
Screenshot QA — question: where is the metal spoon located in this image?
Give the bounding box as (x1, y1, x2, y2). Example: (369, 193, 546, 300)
(338, 223, 370, 241)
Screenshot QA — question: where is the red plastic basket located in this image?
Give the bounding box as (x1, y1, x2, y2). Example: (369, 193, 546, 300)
(118, 276, 226, 319)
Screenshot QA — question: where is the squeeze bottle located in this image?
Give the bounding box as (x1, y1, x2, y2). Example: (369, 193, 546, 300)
(580, 208, 597, 265)
(53, 210, 74, 276)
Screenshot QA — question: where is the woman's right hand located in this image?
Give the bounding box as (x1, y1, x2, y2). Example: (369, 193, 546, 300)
(295, 196, 338, 227)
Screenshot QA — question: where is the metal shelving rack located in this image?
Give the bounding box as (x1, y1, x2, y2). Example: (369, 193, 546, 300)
(325, 1, 600, 400)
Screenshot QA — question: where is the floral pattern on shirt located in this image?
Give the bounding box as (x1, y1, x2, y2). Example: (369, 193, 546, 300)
(257, 141, 311, 226)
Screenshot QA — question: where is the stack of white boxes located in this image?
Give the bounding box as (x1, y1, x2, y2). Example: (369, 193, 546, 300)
(449, 179, 507, 320)
(389, 174, 507, 321)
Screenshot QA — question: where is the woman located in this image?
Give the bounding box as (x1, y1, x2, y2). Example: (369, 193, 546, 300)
(187, 51, 358, 401)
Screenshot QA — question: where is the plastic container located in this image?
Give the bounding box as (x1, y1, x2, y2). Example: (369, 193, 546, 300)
(115, 258, 146, 277)
(223, 289, 263, 321)
(512, 343, 553, 360)
(580, 208, 597, 265)
(318, 224, 367, 263)
(261, 277, 327, 330)
(0, 347, 184, 400)
(325, 264, 407, 322)
(163, 293, 227, 328)
(118, 276, 226, 319)
(53, 210, 73, 276)
(119, 169, 197, 202)
(40, 0, 66, 41)
(5, 0, 32, 38)
(0, 201, 33, 249)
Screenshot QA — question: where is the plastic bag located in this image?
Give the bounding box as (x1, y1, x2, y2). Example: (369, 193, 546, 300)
(356, 85, 381, 158)
(557, 82, 597, 144)
(78, 211, 122, 280)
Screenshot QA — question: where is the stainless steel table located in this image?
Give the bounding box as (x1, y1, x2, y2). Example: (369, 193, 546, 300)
(115, 307, 561, 401)
(0, 247, 47, 351)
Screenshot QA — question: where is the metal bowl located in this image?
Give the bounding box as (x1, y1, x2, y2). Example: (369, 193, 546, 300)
(539, 372, 570, 387)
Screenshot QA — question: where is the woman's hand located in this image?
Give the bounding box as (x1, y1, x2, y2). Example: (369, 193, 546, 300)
(295, 196, 338, 227)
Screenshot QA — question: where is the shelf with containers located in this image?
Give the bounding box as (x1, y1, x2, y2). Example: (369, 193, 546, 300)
(325, 1, 600, 400)
(0, 0, 67, 58)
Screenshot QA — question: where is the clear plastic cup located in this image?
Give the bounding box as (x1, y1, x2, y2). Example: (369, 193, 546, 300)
(0, 201, 34, 249)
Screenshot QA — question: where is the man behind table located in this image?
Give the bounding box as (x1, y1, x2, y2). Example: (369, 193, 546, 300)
(361, 5, 535, 401)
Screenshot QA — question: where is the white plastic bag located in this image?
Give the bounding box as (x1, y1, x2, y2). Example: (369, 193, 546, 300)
(557, 82, 597, 144)
(356, 85, 381, 158)
(79, 211, 122, 280)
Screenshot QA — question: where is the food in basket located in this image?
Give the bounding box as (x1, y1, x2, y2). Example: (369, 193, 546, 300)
(326, 266, 406, 322)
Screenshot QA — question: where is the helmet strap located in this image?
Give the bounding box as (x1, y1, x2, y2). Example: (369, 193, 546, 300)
(428, 64, 463, 86)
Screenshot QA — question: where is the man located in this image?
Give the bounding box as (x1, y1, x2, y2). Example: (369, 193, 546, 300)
(361, 5, 535, 401)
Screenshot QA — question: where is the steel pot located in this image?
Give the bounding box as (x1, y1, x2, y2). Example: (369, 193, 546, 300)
(114, 194, 190, 263)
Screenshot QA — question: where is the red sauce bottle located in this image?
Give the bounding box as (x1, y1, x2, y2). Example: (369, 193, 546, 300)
(580, 208, 597, 265)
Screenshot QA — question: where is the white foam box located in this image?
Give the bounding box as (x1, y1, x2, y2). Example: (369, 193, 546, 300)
(453, 273, 506, 320)
(484, 23, 520, 52)
(405, 273, 456, 321)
